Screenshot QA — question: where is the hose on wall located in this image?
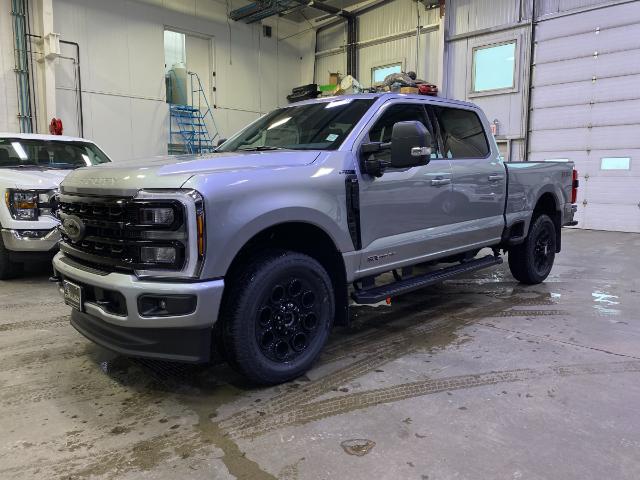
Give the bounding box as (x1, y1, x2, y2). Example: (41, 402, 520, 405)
(11, 0, 34, 133)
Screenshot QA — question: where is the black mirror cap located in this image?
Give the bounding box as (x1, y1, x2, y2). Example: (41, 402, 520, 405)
(390, 121, 432, 168)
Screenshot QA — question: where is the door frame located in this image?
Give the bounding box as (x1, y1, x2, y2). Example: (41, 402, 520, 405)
(163, 25, 216, 106)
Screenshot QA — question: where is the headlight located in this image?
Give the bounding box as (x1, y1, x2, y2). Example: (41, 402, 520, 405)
(138, 207, 175, 226)
(132, 190, 205, 279)
(140, 245, 178, 264)
(5, 190, 38, 220)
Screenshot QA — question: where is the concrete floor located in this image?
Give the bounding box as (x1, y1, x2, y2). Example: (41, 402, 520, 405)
(1, 229, 639, 480)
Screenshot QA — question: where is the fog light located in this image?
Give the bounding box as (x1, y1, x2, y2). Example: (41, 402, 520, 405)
(138, 294, 197, 317)
(140, 246, 177, 264)
(16, 230, 49, 239)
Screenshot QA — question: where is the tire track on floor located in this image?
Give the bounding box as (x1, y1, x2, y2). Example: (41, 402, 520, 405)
(220, 290, 569, 435)
(230, 360, 640, 439)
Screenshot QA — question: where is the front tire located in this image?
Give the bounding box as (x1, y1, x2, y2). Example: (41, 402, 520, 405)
(508, 214, 557, 285)
(0, 237, 20, 280)
(222, 250, 335, 385)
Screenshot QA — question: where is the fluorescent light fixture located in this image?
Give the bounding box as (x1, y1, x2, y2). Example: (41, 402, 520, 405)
(11, 142, 28, 160)
(267, 117, 291, 130)
(325, 99, 352, 109)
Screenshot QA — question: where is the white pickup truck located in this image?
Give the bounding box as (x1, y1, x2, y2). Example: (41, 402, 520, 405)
(0, 133, 111, 279)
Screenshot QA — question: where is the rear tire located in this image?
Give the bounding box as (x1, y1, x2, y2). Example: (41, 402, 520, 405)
(222, 250, 334, 385)
(508, 214, 556, 285)
(0, 237, 20, 280)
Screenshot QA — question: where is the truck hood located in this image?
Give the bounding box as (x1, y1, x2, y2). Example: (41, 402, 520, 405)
(0, 168, 70, 190)
(61, 151, 321, 195)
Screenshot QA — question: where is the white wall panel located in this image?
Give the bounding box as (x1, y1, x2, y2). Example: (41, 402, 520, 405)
(448, 0, 522, 36)
(533, 49, 640, 86)
(531, 100, 640, 130)
(538, 0, 623, 16)
(315, 1, 441, 87)
(531, 2, 640, 231)
(536, 1, 640, 37)
(531, 74, 640, 109)
(51, 0, 309, 160)
(317, 23, 345, 52)
(535, 24, 640, 64)
(130, 98, 169, 158)
(127, 1, 165, 100)
(315, 54, 347, 84)
(54, 88, 81, 137)
(85, 93, 132, 161)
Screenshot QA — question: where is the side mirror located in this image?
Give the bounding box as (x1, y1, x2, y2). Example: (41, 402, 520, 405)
(390, 121, 432, 168)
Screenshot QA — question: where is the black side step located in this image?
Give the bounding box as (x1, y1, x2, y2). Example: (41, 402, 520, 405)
(351, 254, 503, 305)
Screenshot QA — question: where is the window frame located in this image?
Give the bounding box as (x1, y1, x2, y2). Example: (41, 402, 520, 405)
(600, 157, 631, 171)
(370, 58, 405, 87)
(356, 100, 447, 167)
(468, 38, 520, 98)
(429, 105, 492, 160)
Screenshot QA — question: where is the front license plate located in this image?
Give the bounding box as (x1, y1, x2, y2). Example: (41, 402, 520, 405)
(63, 280, 83, 311)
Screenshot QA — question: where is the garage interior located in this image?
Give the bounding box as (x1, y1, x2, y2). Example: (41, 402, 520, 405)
(1, 0, 640, 479)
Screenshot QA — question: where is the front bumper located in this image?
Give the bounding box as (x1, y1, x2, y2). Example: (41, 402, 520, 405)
(53, 252, 225, 363)
(1, 228, 60, 252)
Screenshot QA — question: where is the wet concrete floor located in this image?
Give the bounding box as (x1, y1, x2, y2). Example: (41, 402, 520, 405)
(0, 229, 639, 479)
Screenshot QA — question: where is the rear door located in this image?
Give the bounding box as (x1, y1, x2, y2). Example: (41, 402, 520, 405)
(356, 100, 455, 274)
(429, 105, 506, 249)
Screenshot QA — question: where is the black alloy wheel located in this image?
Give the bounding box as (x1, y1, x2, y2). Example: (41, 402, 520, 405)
(223, 250, 334, 385)
(533, 224, 554, 275)
(508, 214, 557, 285)
(256, 275, 323, 363)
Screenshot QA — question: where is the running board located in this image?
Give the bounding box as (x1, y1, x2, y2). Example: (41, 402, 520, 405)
(351, 255, 503, 305)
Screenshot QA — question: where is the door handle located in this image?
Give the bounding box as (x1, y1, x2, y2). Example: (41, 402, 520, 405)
(488, 174, 504, 181)
(431, 178, 452, 186)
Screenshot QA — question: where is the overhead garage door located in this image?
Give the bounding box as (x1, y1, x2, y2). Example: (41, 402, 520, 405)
(529, 2, 640, 233)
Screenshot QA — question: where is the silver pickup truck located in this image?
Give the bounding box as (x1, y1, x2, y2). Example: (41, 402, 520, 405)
(52, 93, 578, 384)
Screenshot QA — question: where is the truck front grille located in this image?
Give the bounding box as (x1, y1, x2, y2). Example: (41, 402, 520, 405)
(58, 194, 185, 273)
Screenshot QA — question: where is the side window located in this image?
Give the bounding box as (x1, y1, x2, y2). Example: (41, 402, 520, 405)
(368, 103, 441, 160)
(432, 106, 490, 159)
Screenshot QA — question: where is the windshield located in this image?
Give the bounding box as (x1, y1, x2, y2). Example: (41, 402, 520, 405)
(0, 138, 111, 169)
(218, 98, 375, 152)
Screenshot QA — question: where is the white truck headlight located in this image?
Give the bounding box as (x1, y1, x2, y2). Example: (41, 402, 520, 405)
(5, 190, 38, 220)
(140, 245, 178, 264)
(138, 207, 176, 226)
(133, 189, 205, 279)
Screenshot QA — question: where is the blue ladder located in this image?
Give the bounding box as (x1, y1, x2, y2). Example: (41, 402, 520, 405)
(169, 72, 220, 154)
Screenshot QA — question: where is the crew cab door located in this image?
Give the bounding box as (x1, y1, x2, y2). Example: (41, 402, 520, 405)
(429, 105, 506, 248)
(355, 100, 454, 274)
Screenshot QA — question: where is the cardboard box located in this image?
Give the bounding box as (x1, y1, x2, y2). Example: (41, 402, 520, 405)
(329, 73, 340, 85)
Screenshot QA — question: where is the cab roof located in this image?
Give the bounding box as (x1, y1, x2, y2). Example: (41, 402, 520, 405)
(286, 92, 479, 110)
(0, 132, 96, 144)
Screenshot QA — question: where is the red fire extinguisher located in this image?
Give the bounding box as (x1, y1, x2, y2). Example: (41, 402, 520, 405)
(49, 118, 63, 135)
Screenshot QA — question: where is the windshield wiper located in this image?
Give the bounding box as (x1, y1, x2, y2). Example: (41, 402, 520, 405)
(237, 146, 286, 152)
(46, 164, 79, 169)
(0, 164, 43, 169)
